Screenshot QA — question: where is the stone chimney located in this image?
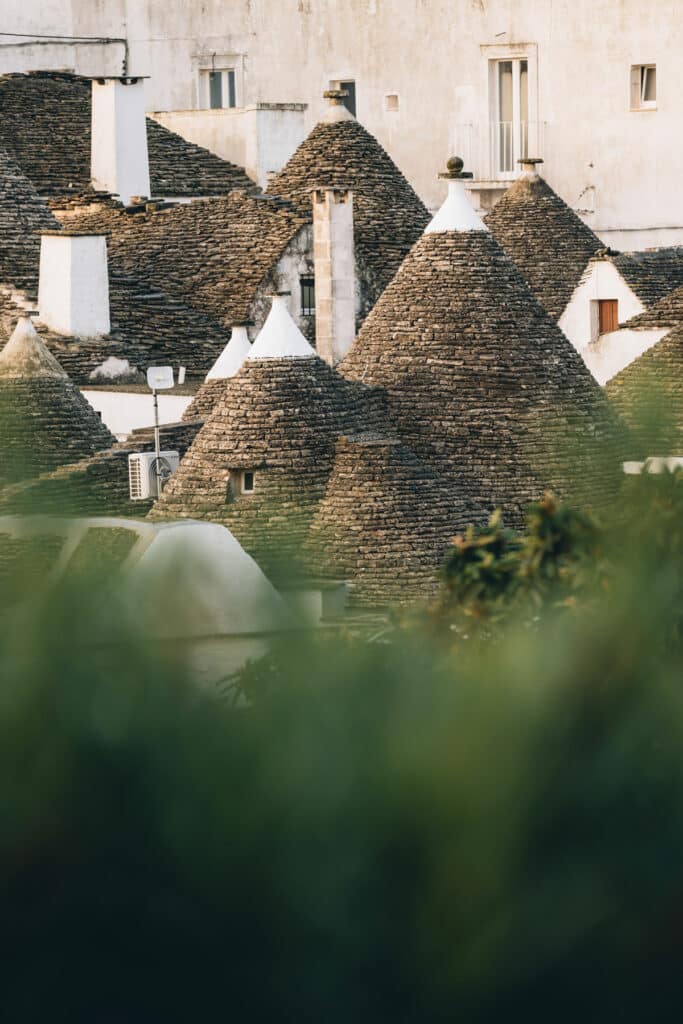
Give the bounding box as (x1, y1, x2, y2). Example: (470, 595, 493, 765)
(38, 232, 111, 337)
(312, 187, 356, 366)
(91, 76, 151, 205)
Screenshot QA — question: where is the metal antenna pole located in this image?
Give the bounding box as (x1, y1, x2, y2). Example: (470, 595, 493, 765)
(153, 387, 162, 497)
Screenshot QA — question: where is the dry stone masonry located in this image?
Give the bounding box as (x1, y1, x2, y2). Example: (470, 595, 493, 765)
(0, 71, 254, 200)
(151, 351, 388, 578)
(267, 108, 429, 318)
(0, 318, 115, 487)
(306, 434, 470, 607)
(486, 169, 603, 321)
(340, 177, 621, 523)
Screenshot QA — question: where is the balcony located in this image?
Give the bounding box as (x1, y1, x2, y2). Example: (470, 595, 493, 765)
(450, 121, 548, 210)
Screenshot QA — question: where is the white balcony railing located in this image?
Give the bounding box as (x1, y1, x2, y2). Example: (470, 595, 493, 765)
(451, 121, 547, 181)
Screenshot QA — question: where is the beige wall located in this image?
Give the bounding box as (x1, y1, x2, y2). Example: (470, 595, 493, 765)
(4, 0, 683, 245)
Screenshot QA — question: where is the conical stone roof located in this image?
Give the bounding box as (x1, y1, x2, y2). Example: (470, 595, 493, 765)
(339, 174, 619, 521)
(266, 99, 429, 306)
(0, 318, 115, 486)
(0, 146, 60, 295)
(486, 168, 603, 320)
(151, 349, 386, 577)
(305, 434, 470, 607)
(606, 326, 683, 456)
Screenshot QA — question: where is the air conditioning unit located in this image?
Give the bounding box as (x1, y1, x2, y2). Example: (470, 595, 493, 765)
(128, 451, 180, 500)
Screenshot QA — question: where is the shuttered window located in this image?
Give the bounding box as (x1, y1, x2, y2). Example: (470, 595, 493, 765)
(598, 299, 619, 334)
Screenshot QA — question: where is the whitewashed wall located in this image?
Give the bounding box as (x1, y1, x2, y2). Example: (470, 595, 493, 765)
(559, 261, 645, 354)
(151, 104, 306, 189)
(82, 389, 191, 439)
(4, 0, 683, 246)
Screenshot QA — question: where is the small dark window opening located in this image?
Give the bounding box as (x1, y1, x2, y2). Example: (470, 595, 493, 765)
(209, 71, 223, 109)
(242, 470, 255, 494)
(300, 276, 315, 316)
(340, 80, 356, 116)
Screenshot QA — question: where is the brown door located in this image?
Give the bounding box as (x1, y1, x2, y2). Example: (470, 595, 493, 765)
(599, 299, 619, 334)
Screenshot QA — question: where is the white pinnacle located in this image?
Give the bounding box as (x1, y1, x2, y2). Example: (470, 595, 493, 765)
(248, 295, 316, 360)
(425, 179, 488, 234)
(0, 316, 67, 379)
(206, 325, 252, 380)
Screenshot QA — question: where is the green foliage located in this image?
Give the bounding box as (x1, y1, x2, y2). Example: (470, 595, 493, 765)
(438, 493, 608, 636)
(3, 474, 683, 1019)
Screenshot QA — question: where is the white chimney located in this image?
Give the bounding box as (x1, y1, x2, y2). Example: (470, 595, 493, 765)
(38, 232, 111, 338)
(91, 76, 151, 205)
(312, 187, 356, 366)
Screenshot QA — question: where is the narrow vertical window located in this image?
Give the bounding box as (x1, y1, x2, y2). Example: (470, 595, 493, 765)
(227, 69, 237, 108)
(300, 276, 315, 316)
(492, 58, 529, 176)
(209, 71, 223, 109)
(241, 471, 255, 494)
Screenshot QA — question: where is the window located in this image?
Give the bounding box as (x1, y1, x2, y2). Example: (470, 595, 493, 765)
(598, 299, 619, 335)
(201, 68, 237, 109)
(631, 64, 657, 110)
(300, 276, 315, 316)
(340, 80, 356, 116)
(385, 93, 399, 112)
(241, 470, 255, 494)
(491, 58, 528, 176)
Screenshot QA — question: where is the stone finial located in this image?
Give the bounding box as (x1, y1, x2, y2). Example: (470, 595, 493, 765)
(323, 89, 350, 103)
(322, 89, 354, 123)
(425, 158, 486, 234)
(518, 157, 544, 179)
(438, 156, 473, 181)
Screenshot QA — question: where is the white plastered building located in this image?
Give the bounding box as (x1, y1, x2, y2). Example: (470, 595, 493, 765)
(3, 0, 683, 247)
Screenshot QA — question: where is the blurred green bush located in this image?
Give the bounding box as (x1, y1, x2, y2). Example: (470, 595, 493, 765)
(3, 473, 683, 1021)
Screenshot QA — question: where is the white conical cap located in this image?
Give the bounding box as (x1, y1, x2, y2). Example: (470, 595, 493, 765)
(425, 179, 488, 234)
(0, 316, 67, 380)
(206, 325, 252, 380)
(248, 295, 316, 361)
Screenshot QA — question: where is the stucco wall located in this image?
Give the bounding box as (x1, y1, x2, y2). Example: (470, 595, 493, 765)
(82, 389, 192, 439)
(582, 327, 668, 386)
(4, 0, 683, 245)
(151, 105, 306, 189)
(559, 260, 645, 353)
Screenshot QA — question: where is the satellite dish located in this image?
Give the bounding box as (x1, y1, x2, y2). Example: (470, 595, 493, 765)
(147, 365, 174, 391)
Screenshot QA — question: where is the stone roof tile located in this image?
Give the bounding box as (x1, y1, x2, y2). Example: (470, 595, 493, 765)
(339, 228, 620, 521)
(266, 116, 429, 307)
(0, 317, 116, 486)
(610, 248, 683, 309)
(0, 146, 60, 296)
(0, 71, 254, 198)
(305, 434, 470, 606)
(151, 353, 387, 577)
(606, 326, 683, 455)
(486, 172, 603, 320)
